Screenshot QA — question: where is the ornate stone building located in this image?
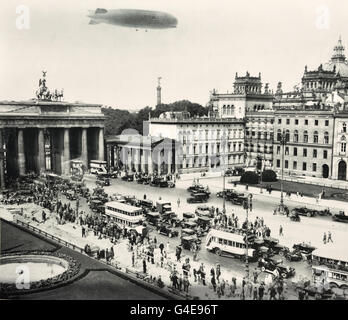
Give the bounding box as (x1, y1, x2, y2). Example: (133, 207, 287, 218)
(208, 72, 274, 170)
(0, 72, 105, 189)
(146, 112, 245, 173)
(105, 134, 177, 175)
(273, 37, 348, 180)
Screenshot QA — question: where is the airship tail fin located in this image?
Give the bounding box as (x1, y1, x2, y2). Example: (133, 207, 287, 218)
(95, 8, 108, 14)
(89, 19, 100, 25)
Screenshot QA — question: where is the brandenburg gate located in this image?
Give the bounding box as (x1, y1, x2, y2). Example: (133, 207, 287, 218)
(0, 72, 105, 189)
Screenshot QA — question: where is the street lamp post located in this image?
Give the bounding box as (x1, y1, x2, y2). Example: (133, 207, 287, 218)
(279, 129, 287, 214)
(222, 169, 226, 214)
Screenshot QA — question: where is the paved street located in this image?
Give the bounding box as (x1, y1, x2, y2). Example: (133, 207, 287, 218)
(82, 173, 348, 284)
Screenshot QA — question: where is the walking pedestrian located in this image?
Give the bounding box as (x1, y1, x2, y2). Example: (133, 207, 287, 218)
(159, 242, 164, 254)
(132, 251, 135, 267)
(143, 258, 147, 274)
(279, 225, 283, 237)
(177, 198, 180, 208)
(211, 276, 217, 292)
(328, 231, 333, 243)
(323, 232, 327, 244)
(258, 283, 265, 300)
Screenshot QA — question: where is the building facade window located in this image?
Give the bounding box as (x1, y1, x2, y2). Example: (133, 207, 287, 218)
(276, 159, 280, 168)
(293, 147, 297, 156)
(343, 123, 347, 133)
(303, 148, 307, 157)
(323, 150, 328, 159)
(313, 131, 318, 143)
(303, 131, 308, 143)
(313, 149, 317, 158)
(324, 132, 329, 144)
(303, 162, 307, 171)
(325, 120, 329, 126)
(341, 136, 347, 153)
(315, 120, 318, 126)
(293, 161, 297, 170)
(285, 160, 288, 169)
(313, 163, 317, 172)
(295, 119, 299, 125)
(294, 130, 298, 142)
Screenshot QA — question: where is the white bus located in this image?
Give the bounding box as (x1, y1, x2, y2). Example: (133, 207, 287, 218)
(104, 201, 144, 231)
(205, 228, 256, 260)
(90, 160, 107, 174)
(311, 246, 348, 289)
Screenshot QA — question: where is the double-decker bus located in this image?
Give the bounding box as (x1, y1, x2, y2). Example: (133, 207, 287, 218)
(311, 246, 348, 289)
(104, 201, 144, 232)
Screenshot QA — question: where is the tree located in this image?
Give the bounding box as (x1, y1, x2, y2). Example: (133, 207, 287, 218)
(261, 170, 277, 182)
(102, 100, 207, 137)
(240, 171, 259, 184)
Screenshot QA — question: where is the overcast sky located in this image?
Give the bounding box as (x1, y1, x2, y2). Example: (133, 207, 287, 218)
(0, 0, 347, 110)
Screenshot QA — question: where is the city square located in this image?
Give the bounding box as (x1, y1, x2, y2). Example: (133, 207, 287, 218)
(1, 0, 348, 303)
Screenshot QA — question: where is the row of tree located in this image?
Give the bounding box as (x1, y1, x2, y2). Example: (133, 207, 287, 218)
(102, 100, 208, 136)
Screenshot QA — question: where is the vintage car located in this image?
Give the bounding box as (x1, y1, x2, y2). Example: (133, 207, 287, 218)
(332, 211, 348, 223)
(263, 237, 286, 255)
(181, 228, 198, 238)
(195, 205, 214, 218)
(89, 200, 104, 214)
(291, 206, 316, 217)
(137, 177, 151, 185)
(258, 257, 296, 278)
(160, 211, 181, 227)
(195, 216, 211, 230)
(181, 220, 198, 229)
(289, 211, 301, 222)
(139, 199, 154, 209)
(65, 190, 77, 201)
(182, 212, 196, 220)
(144, 211, 160, 226)
(181, 235, 201, 251)
(279, 247, 303, 262)
(292, 242, 317, 255)
(157, 224, 179, 238)
(187, 193, 209, 204)
(229, 195, 247, 206)
(187, 184, 205, 193)
(121, 174, 134, 182)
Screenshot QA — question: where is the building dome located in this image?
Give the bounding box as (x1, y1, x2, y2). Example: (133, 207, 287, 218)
(323, 36, 348, 77)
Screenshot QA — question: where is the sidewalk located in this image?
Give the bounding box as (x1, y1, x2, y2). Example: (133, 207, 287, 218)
(283, 175, 348, 191)
(231, 183, 347, 211)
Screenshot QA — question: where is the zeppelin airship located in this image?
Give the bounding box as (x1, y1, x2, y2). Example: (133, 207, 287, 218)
(87, 8, 178, 30)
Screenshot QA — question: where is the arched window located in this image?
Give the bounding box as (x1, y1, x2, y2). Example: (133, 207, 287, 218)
(285, 130, 290, 142)
(313, 131, 318, 143)
(324, 132, 329, 144)
(294, 130, 298, 143)
(341, 136, 347, 153)
(303, 131, 308, 143)
(222, 105, 226, 114)
(277, 129, 281, 141)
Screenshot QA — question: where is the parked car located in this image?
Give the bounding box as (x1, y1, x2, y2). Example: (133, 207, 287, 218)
(291, 206, 316, 217)
(332, 211, 348, 223)
(181, 236, 201, 251)
(145, 211, 160, 226)
(279, 247, 303, 262)
(195, 205, 214, 218)
(157, 224, 179, 238)
(229, 195, 247, 206)
(121, 174, 134, 182)
(182, 212, 196, 220)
